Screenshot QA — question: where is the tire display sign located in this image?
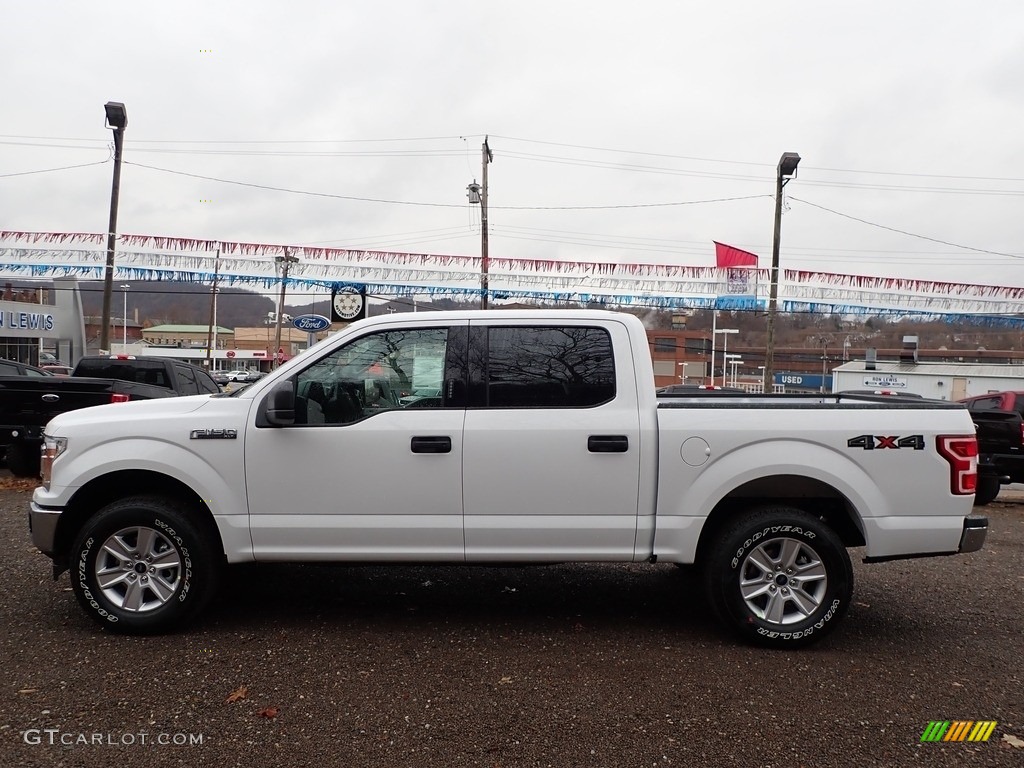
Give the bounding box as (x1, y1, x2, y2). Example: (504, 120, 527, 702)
(331, 286, 366, 323)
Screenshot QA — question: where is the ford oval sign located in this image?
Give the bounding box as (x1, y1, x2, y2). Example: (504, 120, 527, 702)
(292, 314, 331, 332)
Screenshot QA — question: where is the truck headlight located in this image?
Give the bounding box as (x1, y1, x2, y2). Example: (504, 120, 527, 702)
(40, 435, 68, 491)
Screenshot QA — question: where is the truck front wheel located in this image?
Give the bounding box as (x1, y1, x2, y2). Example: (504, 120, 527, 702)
(69, 497, 220, 634)
(703, 506, 853, 648)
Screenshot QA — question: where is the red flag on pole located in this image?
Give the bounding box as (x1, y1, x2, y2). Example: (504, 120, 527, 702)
(714, 241, 758, 268)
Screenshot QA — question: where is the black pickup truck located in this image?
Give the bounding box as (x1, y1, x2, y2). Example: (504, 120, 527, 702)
(959, 391, 1024, 505)
(1, 356, 220, 477)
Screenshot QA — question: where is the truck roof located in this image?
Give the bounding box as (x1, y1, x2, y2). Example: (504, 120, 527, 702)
(350, 308, 640, 323)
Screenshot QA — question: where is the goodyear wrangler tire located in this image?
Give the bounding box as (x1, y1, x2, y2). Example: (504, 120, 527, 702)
(69, 497, 220, 634)
(703, 506, 853, 648)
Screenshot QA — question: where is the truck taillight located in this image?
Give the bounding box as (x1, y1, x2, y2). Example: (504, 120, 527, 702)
(937, 435, 978, 495)
(110, 393, 130, 403)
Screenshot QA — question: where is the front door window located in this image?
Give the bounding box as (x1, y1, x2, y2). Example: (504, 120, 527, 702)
(294, 328, 449, 425)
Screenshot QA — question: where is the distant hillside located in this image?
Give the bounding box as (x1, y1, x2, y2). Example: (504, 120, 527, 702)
(5, 279, 462, 329)
(70, 281, 279, 328)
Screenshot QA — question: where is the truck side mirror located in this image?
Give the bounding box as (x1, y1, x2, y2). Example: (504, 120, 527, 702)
(263, 381, 295, 426)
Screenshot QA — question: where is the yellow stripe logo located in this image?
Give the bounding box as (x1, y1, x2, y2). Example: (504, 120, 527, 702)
(921, 720, 997, 742)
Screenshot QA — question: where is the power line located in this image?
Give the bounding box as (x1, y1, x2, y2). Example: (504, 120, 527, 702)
(125, 161, 467, 208)
(6, 130, 1024, 182)
(6, 134, 1022, 196)
(491, 134, 1024, 182)
(500, 150, 1024, 196)
(790, 196, 1024, 260)
(124, 160, 770, 211)
(0, 133, 476, 145)
(0, 159, 109, 179)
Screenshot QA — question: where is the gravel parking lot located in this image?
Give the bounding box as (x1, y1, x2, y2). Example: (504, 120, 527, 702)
(2, 479, 1022, 767)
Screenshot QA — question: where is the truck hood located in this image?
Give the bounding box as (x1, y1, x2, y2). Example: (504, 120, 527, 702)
(45, 394, 216, 435)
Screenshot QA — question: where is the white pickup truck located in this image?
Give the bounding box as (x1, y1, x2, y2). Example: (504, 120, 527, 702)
(29, 310, 987, 647)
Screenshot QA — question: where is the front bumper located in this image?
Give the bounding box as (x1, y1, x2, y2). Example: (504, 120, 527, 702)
(28, 501, 61, 558)
(959, 515, 988, 553)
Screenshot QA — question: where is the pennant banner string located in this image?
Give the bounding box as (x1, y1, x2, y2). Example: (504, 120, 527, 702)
(2, 231, 1024, 324)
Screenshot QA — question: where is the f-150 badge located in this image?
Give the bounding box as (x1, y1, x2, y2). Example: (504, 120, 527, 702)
(190, 429, 238, 439)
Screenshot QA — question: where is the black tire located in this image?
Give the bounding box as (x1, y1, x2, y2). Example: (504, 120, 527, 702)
(974, 475, 1000, 506)
(69, 496, 221, 634)
(7, 440, 40, 478)
(702, 506, 853, 648)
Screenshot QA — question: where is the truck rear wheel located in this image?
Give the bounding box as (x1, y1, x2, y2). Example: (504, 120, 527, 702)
(6, 441, 40, 477)
(69, 497, 221, 634)
(702, 506, 853, 648)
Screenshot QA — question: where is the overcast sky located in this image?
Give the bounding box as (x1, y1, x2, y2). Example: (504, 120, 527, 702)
(3, 0, 1024, 297)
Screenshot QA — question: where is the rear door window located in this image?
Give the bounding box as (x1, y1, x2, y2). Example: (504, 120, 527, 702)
(472, 326, 615, 408)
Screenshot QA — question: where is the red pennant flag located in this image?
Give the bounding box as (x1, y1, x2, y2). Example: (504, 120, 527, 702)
(714, 241, 758, 268)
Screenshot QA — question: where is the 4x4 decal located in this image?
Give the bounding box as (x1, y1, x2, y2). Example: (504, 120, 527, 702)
(847, 434, 925, 450)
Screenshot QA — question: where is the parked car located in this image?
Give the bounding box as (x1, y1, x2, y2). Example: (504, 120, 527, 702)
(225, 369, 261, 382)
(1, 355, 220, 477)
(41, 365, 75, 377)
(399, 387, 442, 407)
(657, 384, 745, 395)
(836, 389, 924, 398)
(0, 359, 52, 377)
(958, 391, 1024, 505)
(0, 359, 52, 468)
(31, 309, 986, 647)
(210, 370, 231, 386)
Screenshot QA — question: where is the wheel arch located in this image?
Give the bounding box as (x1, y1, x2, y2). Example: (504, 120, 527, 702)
(693, 474, 866, 569)
(53, 470, 224, 573)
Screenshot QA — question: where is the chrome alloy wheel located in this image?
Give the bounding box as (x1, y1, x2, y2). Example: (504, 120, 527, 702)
(94, 526, 182, 612)
(738, 536, 829, 625)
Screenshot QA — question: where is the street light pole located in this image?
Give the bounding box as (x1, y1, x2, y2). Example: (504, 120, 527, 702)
(709, 310, 717, 386)
(821, 339, 828, 393)
(715, 328, 738, 387)
(762, 151, 801, 395)
(725, 354, 742, 387)
(120, 284, 129, 348)
(100, 101, 128, 353)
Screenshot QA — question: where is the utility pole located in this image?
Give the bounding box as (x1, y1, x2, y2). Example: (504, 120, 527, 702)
(480, 136, 492, 309)
(100, 101, 128, 353)
(204, 246, 221, 368)
(273, 248, 298, 369)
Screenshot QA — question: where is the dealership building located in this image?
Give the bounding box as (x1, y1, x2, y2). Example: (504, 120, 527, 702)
(0, 278, 87, 366)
